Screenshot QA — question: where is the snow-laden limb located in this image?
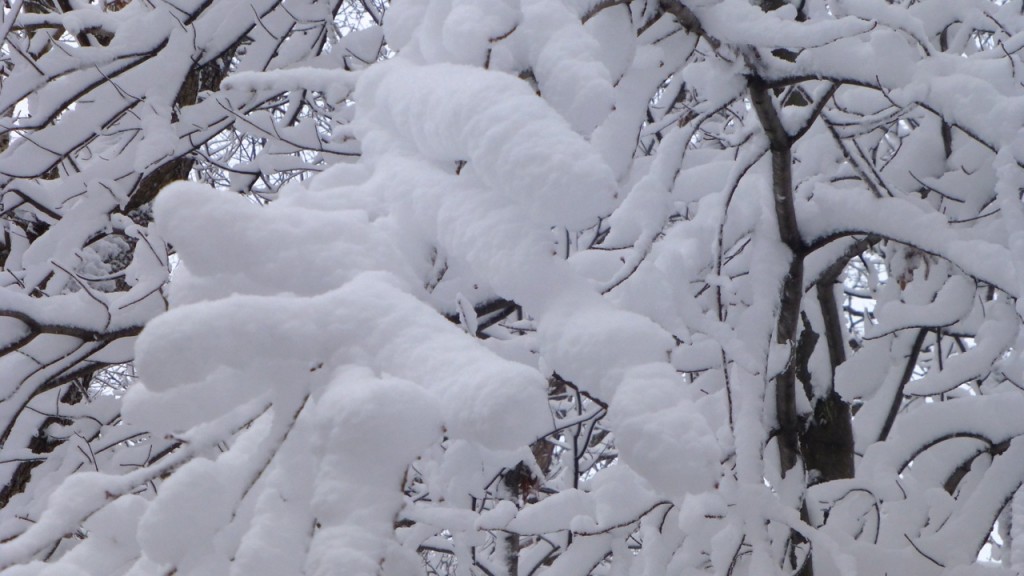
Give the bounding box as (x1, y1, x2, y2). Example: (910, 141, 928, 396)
(304, 368, 441, 575)
(905, 301, 1018, 396)
(145, 183, 553, 449)
(222, 68, 360, 103)
(11, 0, 1024, 574)
(0, 0, 381, 564)
(800, 185, 1019, 297)
(356, 60, 618, 230)
(862, 275, 976, 340)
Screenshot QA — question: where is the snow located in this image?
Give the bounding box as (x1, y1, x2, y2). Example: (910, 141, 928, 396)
(9, 0, 1024, 574)
(305, 368, 441, 575)
(356, 60, 618, 230)
(519, 0, 615, 135)
(693, 0, 875, 50)
(906, 302, 1018, 396)
(222, 68, 359, 102)
(865, 275, 977, 339)
(136, 458, 234, 566)
(610, 364, 720, 497)
(506, 488, 594, 535)
(441, 0, 517, 66)
(800, 184, 1020, 297)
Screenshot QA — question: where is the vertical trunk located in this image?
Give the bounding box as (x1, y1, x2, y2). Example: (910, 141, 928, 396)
(748, 78, 804, 478)
(499, 463, 530, 576)
(800, 283, 854, 483)
(749, 77, 813, 576)
(749, 71, 863, 574)
(749, 74, 857, 576)
(749, 79, 857, 486)
(502, 532, 520, 576)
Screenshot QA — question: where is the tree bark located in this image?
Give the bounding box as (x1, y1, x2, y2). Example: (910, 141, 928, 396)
(748, 77, 805, 478)
(799, 283, 854, 483)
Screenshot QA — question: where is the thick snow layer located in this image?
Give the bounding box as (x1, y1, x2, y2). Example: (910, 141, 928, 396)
(355, 60, 618, 230)
(611, 364, 720, 497)
(519, 0, 615, 135)
(13, 0, 1024, 573)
